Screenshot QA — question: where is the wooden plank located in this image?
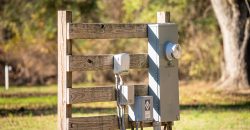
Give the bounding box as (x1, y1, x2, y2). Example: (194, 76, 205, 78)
(68, 115, 118, 130)
(67, 23, 148, 39)
(67, 86, 115, 104)
(67, 85, 148, 104)
(68, 115, 164, 130)
(68, 54, 148, 71)
(58, 10, 72, 130)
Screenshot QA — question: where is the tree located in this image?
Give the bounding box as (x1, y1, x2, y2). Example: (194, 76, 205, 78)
(211, 0, 250, 89)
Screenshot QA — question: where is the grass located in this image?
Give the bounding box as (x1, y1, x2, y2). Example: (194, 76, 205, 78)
(0, 115, 56, 130)
(0, 96, 56, 109)
(174, 110, 250, 130)
(0, 85, 57, 95)
(0, 81, 250, 130)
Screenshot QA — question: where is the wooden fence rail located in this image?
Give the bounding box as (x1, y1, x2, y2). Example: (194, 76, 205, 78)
(67, 85, 148, 104)
(67, 23, 148, 39)
(67, 54, 148, 71)
(68, 115, 166, 130)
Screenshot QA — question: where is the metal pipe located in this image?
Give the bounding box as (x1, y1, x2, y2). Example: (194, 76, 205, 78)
(167, 122, 173, 130)
(131, 122, 135, 130)
(140, 122, 144, 130)
(115, 74, 122, 130)
(153, 122, 161, 130)
(164, 124, 167, 130)
(136, 122, 139, 130)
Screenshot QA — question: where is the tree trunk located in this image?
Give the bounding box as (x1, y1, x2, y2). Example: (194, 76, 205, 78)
(211, 0, 250, 90)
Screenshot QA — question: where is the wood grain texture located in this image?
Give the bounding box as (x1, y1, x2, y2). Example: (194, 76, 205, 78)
(67, 23, 148, 39)
(58, 10, 72, 130)
(67, 86, 115, 104)
(68, 115, 118, 130)
(67, 85, 148, 104)
(68, 115, 163, 130)
(68, 54, 148, 71)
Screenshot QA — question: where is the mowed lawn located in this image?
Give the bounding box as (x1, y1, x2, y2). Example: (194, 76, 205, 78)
(0, 82, 250, 130)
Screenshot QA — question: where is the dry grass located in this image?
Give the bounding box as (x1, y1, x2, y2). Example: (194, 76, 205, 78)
(180, 81, 250, 105)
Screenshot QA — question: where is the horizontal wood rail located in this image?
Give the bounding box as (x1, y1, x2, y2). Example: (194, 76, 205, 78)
(68, 115, 166, 129)
(67, 85, 148, 104)
(67, 54, 148, 71)
(68, 115, 118, 130)
(67, 23, 148, 39)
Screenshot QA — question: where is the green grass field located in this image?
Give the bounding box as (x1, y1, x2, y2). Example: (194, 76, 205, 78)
(0, 82, 249, 130)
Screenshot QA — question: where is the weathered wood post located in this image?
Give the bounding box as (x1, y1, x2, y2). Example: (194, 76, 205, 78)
(58, 10, 72, 130)
(157, 11, 170, 23)
(148, 11, 179, 130)
(158, 11, 174, 130)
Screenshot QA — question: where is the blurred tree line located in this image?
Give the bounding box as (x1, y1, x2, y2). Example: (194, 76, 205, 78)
(0, 0, 221, 85)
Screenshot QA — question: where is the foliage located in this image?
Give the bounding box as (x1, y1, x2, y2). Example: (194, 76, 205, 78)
(103, 0, 222, 80)
(0, 0, 222, 85)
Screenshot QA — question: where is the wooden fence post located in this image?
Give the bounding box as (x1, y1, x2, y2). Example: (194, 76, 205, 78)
(156, 11, 173, 130)
(157, 11, 170, 23)
(58, 10, 72, 130)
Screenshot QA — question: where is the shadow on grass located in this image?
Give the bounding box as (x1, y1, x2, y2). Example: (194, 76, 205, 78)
(1, 102, 250, 117)
(0, 106, 115, 117)
(0, 93, 55, 98)
(180, 101, 250, 111)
